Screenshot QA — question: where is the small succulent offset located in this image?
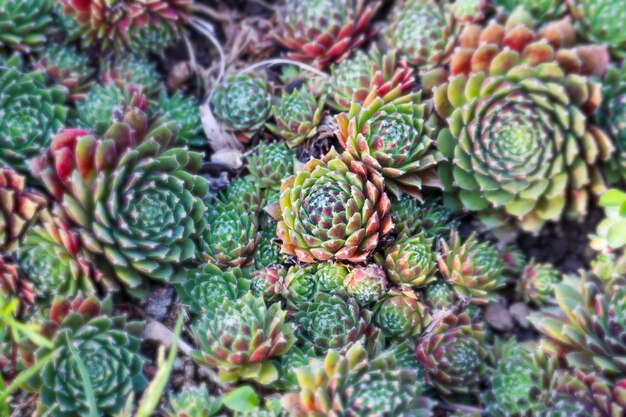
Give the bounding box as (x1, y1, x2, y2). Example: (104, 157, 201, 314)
(517, 260, 560, 305)
(492, 0, 567, 24)
(591, 188, 626, 251)
(568, 0, 626, 58)
(166, 385, 222, 417)
(416, 311, 489, 396)
(382, 232, 437, 288)
(282, 264, 319, 310)
(250, 264, 286, 302)
(268, 148, 393, 263)
(273, 0, 382, 69)
(295, 291, 373, 352)
(282, 342, 429, 417)
(438, 231, 505, 304)
(157, 90, 206, 148)
(30, 109, 208, 297)
(34, 44, 93, 103)
(343, 264, 388, 306)
(27, 296, 147, 417)
(102, 54, 163, 98)
(192, 293, 296, 385)
(211, 73, 272, 142)
(373, 287, 431, 339)
(266, 86, 326, 148)
(181, 264, 249, 315)
(247, 141, 295, 190)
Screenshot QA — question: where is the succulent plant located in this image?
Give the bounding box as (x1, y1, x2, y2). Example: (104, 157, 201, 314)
(102, 54, 163, 98)
(336, 89, 443, 199)
(492, 1, 567, 23)
(58, 0, 190, 53)
(0, 0, 54, 53)
(424, 282, 457, 310)
(295, 291, 373, 352)
(591, 189, 626, 251)
(157, 90, 206, 148)
(343, 264, 387, 306)
(529, 272, 626, 379)
(0, 256, 34, 305)
(76, 83, 146, 136)
(544, 370, 626, 417)
(416, 311, 489, 396)
(30, 109, 208, 297)
(192, 293, 296, 385)
(268, 148, 393, 263)
(518, 260, 560, 305)
(373, 288, 431, 339)
(211, 73, 272, 142)
(34, 44, 93, 103)
(434, 14, 613, 232)
(273, 0, 381, 69)
(0, 168, 46, 252)
(28, 295, 147, 417)
(438, 231, 505, 303)
(253, 229, 284, 270)
(568, 0, 626, 58)
(181, 264, 249, 315)
(595, 64, 626, 183)
(383, 0, 456, 69)
(219, 177, 262, 214)
(281, 342, 429, 417)
(327, 46, 415, 112)
(247, 141, 295, 190)
(18, 207, 114, 298)
(314, 262, 349, 293)
(500, 245, 528, 277)
(251, 264, 286, 302)
(202, 200, 259, 269)
(382, 232, 437, 287)
(266, 86, 325, 148)
(390, 195, 456, 238)
(0, 62, 67, 172)
(166, 385, 222, 417)
(283, 265, 319, 310)
(277, 343, 317, 391)
(483, 340, 559, 417)
(450, 0, 488, 23)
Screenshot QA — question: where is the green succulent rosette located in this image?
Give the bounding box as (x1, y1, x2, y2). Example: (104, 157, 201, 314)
(283, 265, 319, 310)
(282, 342, 430, 417)
(219, 177, 262, 214)
(337, 90, 443, 199)
(373, 288, 431, 339)
(0, 0, 54, 53)
(383, 0, 456, 69)
(492, 0, 567, 24)
(343, 264, 388, 306)
(295, 291, 373, 353)
(253, 229, 284, 270)
(518, 260, 560, 306)
(434, 59, 613, 233)
(596, 64, 626, 182)
(211, 73, 272, 140)
(18, 207, 115, 298)
(157, 90, 206, 148)
(250, 264, 286, 302)
(28, 296, 147, 417)
(277, 343, 317, 391)
(76, 83, 135, 136)
(31, 109, 208, 297)
(166, 385, 222, 417)
(247, 141, 295, 190)
(529, 273, 626, 379)
(315, 262, 349, 293)
(267, 86, 325, 148)
(192, 293, 296, 385)
(416, 311, 488, 396)
(181, 264, 250, 315)
(390, 195, 456, 237)
(202, 200, 259, 269)
(102, 54, 162, 98)
(34, 43, 93, 103)
(438, 231, 505, 304)
(382, 232, 437, 287)
(424, 281, 457, 310)
(0, 62, 67, 173)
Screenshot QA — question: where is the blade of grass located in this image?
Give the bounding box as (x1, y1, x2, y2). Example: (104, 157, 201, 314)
(66, 333, 99, 417)
(134, 314, 184, 417)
